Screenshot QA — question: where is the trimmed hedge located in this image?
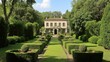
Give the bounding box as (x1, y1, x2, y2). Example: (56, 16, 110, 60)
(67, 44, 79, 54)
(7, 36, 25, 44)
(6, 49, 39, 62)
(23, 43, 45, 54)
(72, 51, 103, 62)
(9, 21, 25, 36)
(24, 22, 34, 40)
(0, 16, 8, 48)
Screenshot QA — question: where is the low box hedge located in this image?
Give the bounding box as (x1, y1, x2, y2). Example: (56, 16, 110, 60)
(24, 42, 45, 54)
(72, 51, 103, 62)
(6, 49, 39, 62)
(66, 42, 97, 54)
(67, 44, 79, 54)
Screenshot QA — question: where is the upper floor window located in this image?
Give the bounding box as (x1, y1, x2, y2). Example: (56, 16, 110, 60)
(63, 23, 65, 26)
(55, 23, 57, 26)
(46, 23, 49, 26)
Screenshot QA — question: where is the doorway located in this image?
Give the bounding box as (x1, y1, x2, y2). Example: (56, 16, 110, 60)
(54, 29, 57, 34)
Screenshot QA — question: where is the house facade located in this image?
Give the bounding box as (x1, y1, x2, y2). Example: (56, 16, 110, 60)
(44, 18, 68, 35)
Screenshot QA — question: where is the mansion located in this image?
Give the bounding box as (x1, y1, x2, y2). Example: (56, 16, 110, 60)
(44, 18, 68, 35)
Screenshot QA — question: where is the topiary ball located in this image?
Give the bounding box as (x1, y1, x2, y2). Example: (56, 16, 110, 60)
(79, 45, 87, 52)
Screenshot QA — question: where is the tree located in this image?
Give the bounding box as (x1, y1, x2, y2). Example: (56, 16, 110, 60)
(100, 3, 110, 49)
(0, 0, 17, 47)
(70, 0, 110, 38)
(63, 10, 71, 19)
(42, 11, 62, 19)
(2, 0, 17, 23)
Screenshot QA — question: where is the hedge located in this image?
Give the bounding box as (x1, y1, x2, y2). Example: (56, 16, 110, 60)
(67, 44, 79, 54)
(72, 51, 103, 62)
(6, 49, 39, 62)
(9, 21, 25, 36)
(24, 22, 34, 40)
(7, 36, 25, 44)
(23, 43, 45, 54)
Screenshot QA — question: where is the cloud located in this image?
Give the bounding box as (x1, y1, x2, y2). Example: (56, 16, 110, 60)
(0, 0, 1, 3)
(33, 0, 51, 10)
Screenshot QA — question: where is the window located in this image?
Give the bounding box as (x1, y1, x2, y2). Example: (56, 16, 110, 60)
(46, 23, 49, 26)
(63, 23, 65, 26)
(50, 23, 53, 26)
(55, 23, 57, 26)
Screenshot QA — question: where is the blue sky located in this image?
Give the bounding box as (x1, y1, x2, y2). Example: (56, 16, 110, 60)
(32, 0, 72, 14)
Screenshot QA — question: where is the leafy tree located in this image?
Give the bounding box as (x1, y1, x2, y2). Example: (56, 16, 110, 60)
(100, 3, 110, 49)
(0, 0, 17, 47)
(70, 0, 110, 38)
(85, 20, 101, 36)
(42, 11, 62, 19)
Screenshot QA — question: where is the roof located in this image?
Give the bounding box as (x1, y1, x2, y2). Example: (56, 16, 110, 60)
(45, 18, 67, 21)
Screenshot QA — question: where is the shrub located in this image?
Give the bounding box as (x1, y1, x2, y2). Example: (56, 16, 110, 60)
(58, 34, 64, 41)
(79, 45, 87, 52)
(0, 16, 8, 48)
(72, 51, 103, 62)
(24, 22, 34, 40)
(6, 49, 39, 62)
(97, 39, 103, 46)
(88, 36, 98, 44)
(9, 20, 25, 36)
(46, 33, 52, 42)
(33, 22, 39, 36)
(7, 36, 17, 44)
(67, 44, 79, 54)
(21, 45, 29, 52)
(7, 36, 25, 44)
(79, 35, 88, 42)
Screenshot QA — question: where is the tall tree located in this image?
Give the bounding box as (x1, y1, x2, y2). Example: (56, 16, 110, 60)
(100, 3, 110, 49)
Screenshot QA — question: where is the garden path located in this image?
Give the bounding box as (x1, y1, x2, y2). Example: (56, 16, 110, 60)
(39, 37, 67, 62)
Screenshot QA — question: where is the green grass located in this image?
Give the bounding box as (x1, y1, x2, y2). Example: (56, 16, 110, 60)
(0, 38, 38, 62)
(39, 37, 67, 62)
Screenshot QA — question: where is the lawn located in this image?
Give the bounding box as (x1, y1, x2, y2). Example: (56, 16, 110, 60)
(39, 37, 67, 62)
(0, 38, 38, 62)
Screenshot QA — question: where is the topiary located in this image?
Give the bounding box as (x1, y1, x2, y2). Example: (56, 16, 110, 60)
(88, 36, 98, 44)
(97, 38, 103, 46)
(21, 45, 29, 52)
(79, 45, 87, 52)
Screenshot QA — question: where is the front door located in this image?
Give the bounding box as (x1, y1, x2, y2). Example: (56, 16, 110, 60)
(54, 29, 57, 34)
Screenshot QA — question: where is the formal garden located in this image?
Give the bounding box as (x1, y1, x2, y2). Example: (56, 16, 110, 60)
(0, 0, 110, 62)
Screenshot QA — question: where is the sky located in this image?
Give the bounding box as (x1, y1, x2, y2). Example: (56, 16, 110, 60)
(32, 0, 72, 14)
